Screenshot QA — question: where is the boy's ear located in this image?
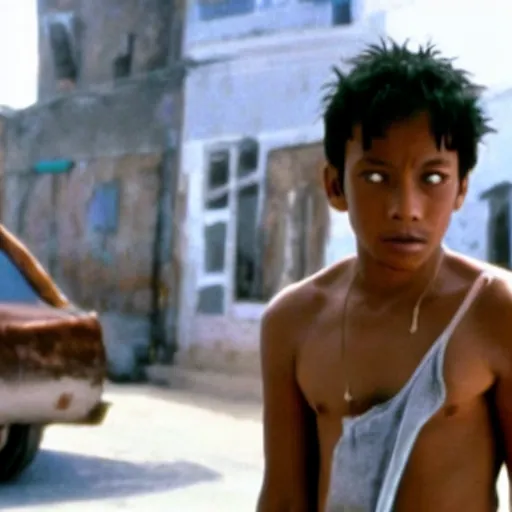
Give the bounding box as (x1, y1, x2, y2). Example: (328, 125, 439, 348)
(323, 163, 348, 212)
(454, 176, 469, 211)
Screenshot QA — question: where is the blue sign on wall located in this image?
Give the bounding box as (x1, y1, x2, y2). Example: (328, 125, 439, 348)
(33, 159, 74, 174)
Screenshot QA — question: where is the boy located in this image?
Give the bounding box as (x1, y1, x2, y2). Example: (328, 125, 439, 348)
(257, 40, 512, 511)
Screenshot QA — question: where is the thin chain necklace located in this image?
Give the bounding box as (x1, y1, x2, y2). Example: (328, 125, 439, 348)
(341, 254, 444, 409)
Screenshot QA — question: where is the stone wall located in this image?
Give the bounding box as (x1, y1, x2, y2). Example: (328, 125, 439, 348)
(2, 70, 184, 380)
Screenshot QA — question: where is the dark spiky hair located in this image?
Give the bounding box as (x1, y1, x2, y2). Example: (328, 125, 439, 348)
(322, 39, 494, 189)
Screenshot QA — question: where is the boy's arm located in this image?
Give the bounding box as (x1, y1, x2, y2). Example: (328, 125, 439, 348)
(490, 278, 512, 508)
(257, 296, 319, 512)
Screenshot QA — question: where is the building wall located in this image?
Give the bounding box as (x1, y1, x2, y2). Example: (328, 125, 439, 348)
(184, 0, 372, 47)
(178, 0, 512, 375)
(177, 15, 379, 374)
(3, 70, 184, 380)
(37, 0, 179, 100)
(444, 90, 512, 262)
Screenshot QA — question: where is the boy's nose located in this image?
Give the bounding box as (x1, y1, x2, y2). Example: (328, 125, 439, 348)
(387, 183, 421, 222)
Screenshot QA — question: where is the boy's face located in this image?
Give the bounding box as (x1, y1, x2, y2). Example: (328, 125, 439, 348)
(325, 112, 468, 271)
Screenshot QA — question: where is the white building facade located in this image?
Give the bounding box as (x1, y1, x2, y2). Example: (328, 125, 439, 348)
(174, 0, 512, 375)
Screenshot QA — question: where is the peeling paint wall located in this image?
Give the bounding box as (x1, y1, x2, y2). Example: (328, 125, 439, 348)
(7, 71, 182, 166)
(3, 70, 184, 381)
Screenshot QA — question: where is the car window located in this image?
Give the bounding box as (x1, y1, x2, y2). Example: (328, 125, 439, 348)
(0, 250, 41, 303)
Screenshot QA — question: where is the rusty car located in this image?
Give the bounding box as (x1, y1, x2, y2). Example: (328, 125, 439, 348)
(0, 224, 109, 481)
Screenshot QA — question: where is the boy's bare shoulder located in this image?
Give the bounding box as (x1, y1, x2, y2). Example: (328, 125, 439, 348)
(450, 249, 512, 302)
(261, 256, 353, 333)
(450, 250, 512, 361)
(477, 263, 512, 322)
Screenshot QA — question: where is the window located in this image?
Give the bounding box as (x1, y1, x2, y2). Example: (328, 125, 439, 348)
(482, 182, 512, 269)
(198, 0, 255, 21)
(197, 285, 225, 314)
(300, 0, 352, 25)
(198, 140, 330, 315)
(235, 183, 262, 300)
(208, 149, 230, 189)
(259, 0, 290, 7)
(198, 138, 263, 313)
(332, 0, 352, 25)
(491, 204, 510, 267)
(205, 222, 227, 272)
(113, 33, 136, 80)
(0, 251, 40, 304)
(44, 12, 79, 88)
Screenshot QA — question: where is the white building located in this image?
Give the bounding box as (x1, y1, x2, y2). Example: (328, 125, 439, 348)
(444, 89, 512, 267)
(173, 0, 512, 376)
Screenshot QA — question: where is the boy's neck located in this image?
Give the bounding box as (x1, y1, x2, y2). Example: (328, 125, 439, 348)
(352, 245, 445, 299)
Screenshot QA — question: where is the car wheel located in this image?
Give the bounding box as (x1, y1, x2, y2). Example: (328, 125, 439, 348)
(0, 424, 44, 482)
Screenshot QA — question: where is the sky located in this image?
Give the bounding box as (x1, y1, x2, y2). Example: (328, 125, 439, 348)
(0, 0, 510, 110)
(0, 0, 38, 109)
(385, 0, 512, 93)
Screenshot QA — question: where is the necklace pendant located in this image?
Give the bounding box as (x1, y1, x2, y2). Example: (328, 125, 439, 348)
(344, 388, 353, 403)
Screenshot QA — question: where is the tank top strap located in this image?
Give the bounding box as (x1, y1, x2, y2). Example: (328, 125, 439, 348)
(437, 270, 491, 348)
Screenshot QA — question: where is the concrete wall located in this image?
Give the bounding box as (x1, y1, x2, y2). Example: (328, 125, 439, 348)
(177, 21, 379, 374)
(37, 0, 178, 100)
(3, 70, 184, 381)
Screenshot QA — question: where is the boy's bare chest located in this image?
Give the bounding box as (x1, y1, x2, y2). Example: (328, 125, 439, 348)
(296, 301, 495, 418)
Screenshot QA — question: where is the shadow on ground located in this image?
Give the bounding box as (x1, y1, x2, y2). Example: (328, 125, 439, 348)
(0, 449, 221, 506)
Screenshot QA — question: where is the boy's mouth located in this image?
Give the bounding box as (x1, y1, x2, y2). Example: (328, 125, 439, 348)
(380, 232, 427, 252)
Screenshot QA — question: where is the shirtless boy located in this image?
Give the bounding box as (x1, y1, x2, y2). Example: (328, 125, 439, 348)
(256, 41, 512, 511)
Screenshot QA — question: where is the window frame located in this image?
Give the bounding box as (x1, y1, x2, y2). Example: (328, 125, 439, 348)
(199, 139, 266, 316)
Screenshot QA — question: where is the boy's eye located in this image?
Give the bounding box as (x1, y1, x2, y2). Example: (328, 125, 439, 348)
(423, 172, 445, 185)
(363, 171, 385, 183)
